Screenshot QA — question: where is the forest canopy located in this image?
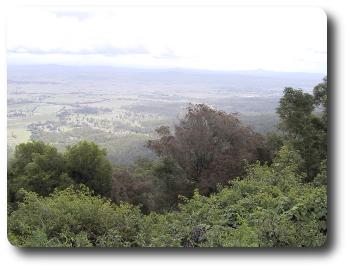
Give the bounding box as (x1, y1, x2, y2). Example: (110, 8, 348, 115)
(7, 78, 328, 247)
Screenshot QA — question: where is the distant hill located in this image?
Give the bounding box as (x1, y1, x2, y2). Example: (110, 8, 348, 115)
(7, 65, 325, 94)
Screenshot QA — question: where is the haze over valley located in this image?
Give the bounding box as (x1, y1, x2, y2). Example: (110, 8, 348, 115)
(7, 64, 324, 164)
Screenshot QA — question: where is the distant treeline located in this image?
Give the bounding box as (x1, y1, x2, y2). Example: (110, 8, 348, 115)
(7, 77, 327, 247)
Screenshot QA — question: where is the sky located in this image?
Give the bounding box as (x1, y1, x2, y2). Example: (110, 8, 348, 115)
(6, 7, 327, 73)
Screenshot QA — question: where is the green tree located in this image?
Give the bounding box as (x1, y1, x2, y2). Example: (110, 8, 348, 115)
(276, 78, 328, 181)
(65, 141, 112, 197)
(313, 76, 328, 124)
(277, 87, 315, 139)
(8, 141, 73, 203)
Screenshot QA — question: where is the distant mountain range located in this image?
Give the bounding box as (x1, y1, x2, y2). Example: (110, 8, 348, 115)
(7, 64, 325, 94)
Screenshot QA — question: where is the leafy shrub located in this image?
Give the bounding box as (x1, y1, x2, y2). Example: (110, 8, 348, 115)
(8, 186, 142, 247)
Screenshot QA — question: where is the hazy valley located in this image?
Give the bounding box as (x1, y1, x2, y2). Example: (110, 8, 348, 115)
(7, 65, 324, 165)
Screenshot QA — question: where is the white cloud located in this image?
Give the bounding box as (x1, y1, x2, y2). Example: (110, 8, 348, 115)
(6, 7, 327, 73)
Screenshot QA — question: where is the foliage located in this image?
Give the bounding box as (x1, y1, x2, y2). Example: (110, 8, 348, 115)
(8, 140, 113, 209)
(111, 163, 155, 213)
(8, 141, 73, 203)
(147, 104, 271, 194)
(111, 158, 192, 213)
(276, 77, 328, 181)
(266, 132, 284, 155)
(8, 145, 327, 247)
(313, 159, 327, 186)
(313, 76, 328, 124)
(136, 145, 326, 247)
(8, 186, 143, 247)
(277, 87, 315, 138)
(65, 141, 112, 197)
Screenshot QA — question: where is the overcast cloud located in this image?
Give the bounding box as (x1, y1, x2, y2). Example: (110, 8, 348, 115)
(6, 7, 327, 73)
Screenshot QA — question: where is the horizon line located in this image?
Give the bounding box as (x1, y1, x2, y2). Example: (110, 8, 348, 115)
(6, 63, 327, 75)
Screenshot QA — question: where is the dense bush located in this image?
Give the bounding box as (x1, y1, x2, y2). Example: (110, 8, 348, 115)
(8, 145, 327, 247)
(8, 186, 143, 247)
(137, 145, 326, 247)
